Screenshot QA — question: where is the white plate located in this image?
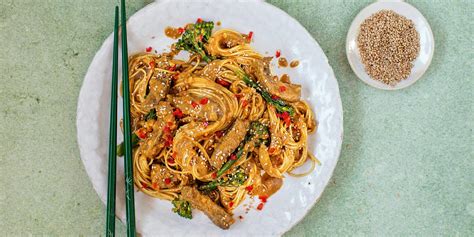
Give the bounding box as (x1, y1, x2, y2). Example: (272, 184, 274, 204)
(76, 0, 343, 236)
(346, 0, 434, 90)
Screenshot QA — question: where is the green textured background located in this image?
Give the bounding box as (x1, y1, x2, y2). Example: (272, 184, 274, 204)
(0, 0, 472, 236)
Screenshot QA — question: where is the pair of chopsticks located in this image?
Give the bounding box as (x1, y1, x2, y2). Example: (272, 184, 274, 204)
(106, 0, 136, 236)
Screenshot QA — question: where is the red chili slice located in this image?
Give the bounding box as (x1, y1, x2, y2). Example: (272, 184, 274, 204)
(146, 47, 153, 52)
(279, 85, 287, 92)
(241, 99, 249, 107)
(211, 172, 217, 179)
(136, 129, 147, 139)
(164, 178, 171, 185)
(271, 95, 280, 100)
(200, 97, 209, 105)
(247, 31, 254, 41)
(259, 195, 268, 203)
(284, 117, 291, 127)
(152, 183, 159, 190)
(177, 27, 184, 34)
(257, 203, 264, 210)
(172, 108, 183, 118)
(168, 64, 176, 71)
(229, 202, 234, 208)
(245, 185, 253, 192)
(191, 101, 199, 108)
(229, 154, 237, 160)
(163, 126, 171, 134)
(197, 18, 203, 23)
(149, 61, 155, 68)
(275, 50, 281, 58)
(167, 158, 175, 165)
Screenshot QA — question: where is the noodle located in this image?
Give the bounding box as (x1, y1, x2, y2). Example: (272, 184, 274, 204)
(120, 22, 319, 229)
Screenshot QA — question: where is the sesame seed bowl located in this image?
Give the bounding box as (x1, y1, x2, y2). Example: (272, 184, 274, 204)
(346, 0, 434, 90)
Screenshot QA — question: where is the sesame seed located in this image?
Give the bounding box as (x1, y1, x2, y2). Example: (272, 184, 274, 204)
(357, 10, 420, 86)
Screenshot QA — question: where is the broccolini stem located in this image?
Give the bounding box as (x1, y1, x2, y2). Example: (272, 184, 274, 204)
(235, 70, 295, 115)
(216, 141, 247, 177)
(117, 133, 139, 157)
(216, 122, 269, 177)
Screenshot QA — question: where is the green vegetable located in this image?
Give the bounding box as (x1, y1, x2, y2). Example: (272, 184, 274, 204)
(216, 122, 269, 177)
(172, 199, 192, 219)
(234, 69, 295, 115)
(144, 109, 157, 121)
(116, 133, 139, 157)
(175, 20, 214, 63)
(199, 168, 248, 191)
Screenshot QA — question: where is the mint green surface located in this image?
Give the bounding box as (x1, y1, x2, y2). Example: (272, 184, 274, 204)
(0, 0, 472, 236)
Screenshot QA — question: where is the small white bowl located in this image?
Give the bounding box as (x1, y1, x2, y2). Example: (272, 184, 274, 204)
(346, 0, 435, 90)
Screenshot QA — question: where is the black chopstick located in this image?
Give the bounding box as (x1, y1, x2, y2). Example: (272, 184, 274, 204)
(106, 5, 119, 237)
(120, 0, 137, 236)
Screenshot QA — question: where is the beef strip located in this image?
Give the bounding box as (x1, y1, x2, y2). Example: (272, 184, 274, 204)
(181, 186, 235, 229)
(141, 102, 175, 158)
(150, 163, 179, 189)
(171, 94, 221, 121)
(210, 119, 250, 169)
(253, 59, 301, 102)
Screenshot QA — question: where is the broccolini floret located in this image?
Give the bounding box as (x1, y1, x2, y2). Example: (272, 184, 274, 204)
(175, 20, 214, 62)
(172, 199, 192, 219)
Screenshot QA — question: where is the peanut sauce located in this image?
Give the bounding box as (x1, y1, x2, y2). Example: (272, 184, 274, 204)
(278, 57, 288, 67)
(280, 74, 291, 83)
(164, 26, 182, 39)
(290, 60, 299, 68)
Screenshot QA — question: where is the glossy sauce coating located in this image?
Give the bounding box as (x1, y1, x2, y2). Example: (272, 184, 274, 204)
(164, 26, 182, 39)
(290, 60, 299, 68)
(278, 57, 288, 67)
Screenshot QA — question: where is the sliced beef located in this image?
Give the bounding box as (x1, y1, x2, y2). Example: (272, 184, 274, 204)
(253, 60, 301, 102)
(181, 186, 235, 229)
(253, 173, 283, 197)
(141, 102, 175, 158)
(171, 94, 221, 121)
(210, 119, 250, 169)
(150, 163, 179, 189)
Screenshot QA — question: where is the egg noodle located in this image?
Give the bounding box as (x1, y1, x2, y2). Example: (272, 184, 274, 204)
(119, 20, 318, 229)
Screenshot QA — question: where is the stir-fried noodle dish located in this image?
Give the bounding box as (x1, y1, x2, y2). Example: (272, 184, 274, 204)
(117, 19, 318, 229)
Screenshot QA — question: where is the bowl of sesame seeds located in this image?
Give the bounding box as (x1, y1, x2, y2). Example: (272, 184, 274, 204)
(346, 0, 434, 90)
